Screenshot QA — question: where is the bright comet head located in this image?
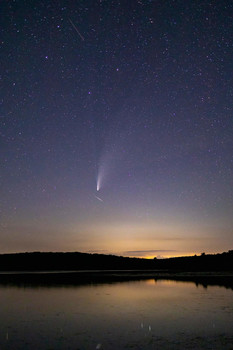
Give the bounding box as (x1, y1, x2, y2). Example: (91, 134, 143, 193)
(96, 171, 102, 192)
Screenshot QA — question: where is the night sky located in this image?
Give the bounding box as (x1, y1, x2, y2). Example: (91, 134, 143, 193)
(1, 0, 233, 258)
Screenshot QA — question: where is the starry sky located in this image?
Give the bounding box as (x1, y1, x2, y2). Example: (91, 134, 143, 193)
(1, 0, 233, 258)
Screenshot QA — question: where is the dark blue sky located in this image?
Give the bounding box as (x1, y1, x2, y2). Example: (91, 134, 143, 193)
(1, 0, 233, 257)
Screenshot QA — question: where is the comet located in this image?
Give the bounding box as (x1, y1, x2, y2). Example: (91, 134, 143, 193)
(94, 195, 104, 202)
(96, 167, 104, 192)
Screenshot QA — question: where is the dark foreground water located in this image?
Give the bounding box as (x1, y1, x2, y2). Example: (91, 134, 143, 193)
(0, 278, 232, 349)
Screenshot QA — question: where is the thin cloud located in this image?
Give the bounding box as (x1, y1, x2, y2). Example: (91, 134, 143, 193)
(87, 249, 109, 253)
(123, 250, 177, 256)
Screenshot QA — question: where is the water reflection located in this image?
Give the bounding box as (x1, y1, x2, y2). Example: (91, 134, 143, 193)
(0, 278, 232, 349)
(0, 271, 232, 290)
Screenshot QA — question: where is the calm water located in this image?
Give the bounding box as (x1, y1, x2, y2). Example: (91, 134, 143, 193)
(0, 279, 232, 349)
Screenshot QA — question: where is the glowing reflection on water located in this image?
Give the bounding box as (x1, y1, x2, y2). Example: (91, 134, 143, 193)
(0, 279, 232, 349)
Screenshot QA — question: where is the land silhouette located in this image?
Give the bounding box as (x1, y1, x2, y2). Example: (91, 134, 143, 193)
(0, 250, 232, 289)
(0, 250, 232, 272)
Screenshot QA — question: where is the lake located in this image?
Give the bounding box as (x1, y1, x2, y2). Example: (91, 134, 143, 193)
(0, 278, 232, 349)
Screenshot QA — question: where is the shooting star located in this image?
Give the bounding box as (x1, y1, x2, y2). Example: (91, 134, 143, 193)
(94, 195, 104, 202)
(69, 18, 84, 41)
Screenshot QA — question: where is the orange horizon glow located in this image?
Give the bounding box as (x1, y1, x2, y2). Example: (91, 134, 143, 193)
(122, 252, 201, 259)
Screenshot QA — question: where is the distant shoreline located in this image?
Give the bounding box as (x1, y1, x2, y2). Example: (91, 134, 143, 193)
(0, 251, 232, 274)
(0, 270, 232, 290)
(0, 269, 233, 275)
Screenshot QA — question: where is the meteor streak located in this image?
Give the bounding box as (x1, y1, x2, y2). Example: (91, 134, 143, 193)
(94, 195, 104, 202)
(69, 18, 84, 41)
